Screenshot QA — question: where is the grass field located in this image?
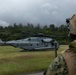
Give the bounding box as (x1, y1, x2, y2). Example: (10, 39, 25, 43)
(0, 45, 68, 75)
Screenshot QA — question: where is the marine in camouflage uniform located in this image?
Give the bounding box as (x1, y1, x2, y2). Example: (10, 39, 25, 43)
(45, 14, 76, 75)
(46, 40, 76, 75)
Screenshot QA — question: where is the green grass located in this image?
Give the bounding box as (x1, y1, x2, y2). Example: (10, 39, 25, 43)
(0, 45, 68, 75)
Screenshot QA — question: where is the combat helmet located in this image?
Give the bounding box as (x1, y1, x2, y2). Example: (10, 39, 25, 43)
(66, 14, 76, 41)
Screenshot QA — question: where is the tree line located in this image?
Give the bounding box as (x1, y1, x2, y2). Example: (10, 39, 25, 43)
(0, 23, 69, 44)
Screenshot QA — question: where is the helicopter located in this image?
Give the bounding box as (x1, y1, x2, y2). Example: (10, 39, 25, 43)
(5, 33, 59, 51)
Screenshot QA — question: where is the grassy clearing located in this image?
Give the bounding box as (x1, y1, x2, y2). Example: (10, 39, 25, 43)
(0, 45, 68, 75)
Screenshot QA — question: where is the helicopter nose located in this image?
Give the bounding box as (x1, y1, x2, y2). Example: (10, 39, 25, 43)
(0, 39, 4, 45)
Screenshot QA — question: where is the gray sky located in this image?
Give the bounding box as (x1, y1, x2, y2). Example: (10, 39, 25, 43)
(0, 0, 76, 27)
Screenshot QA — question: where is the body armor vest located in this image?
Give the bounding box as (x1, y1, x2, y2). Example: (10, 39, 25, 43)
(61, 49, 76, 75)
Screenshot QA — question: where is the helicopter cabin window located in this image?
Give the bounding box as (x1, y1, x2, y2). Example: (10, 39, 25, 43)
(51, 43, 54, 46)
(37, 44, 39, 46)
(45, 44, 48, 46)
(30, 44, 32, 46)
(41, 43, 43, 45)
(25, 44, 29, 46)
(44, 43, 48, 46)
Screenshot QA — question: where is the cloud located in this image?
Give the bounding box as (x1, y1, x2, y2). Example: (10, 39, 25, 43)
(0, 0, 76, 26)
(0, 20, 9, 27)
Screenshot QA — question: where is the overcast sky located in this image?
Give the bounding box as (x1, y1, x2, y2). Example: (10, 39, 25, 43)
(0, 0, 76, 27)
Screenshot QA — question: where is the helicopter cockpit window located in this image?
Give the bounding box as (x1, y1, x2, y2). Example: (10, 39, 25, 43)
(28, 38, 31, 41)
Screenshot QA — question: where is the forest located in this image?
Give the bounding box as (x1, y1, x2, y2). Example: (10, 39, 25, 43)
(0, 23, 69, 44)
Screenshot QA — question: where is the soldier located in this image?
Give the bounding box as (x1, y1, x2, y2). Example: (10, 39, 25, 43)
(44, 14, 76, 75)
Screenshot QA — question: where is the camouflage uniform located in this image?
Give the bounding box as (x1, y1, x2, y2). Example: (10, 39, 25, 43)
(46, 55, 68, 75)
(46, 40, 76, 75)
